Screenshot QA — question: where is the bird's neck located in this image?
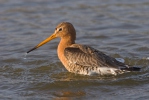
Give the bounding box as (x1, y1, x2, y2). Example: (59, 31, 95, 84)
(57, 37, 75, 68)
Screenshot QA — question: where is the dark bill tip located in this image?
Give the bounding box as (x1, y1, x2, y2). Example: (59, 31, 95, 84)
(26, 47, 37, 53)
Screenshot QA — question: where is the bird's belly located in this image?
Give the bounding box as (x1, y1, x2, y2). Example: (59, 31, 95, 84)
(67, 64, 123, 76)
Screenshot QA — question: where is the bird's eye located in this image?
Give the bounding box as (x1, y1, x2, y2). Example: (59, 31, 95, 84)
(59, 28, 62, 31)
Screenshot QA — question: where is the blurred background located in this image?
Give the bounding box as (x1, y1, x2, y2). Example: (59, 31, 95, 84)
(0, 0, 149, 100)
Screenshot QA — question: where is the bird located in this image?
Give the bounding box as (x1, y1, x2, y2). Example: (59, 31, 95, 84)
(27, 22, 140, 76)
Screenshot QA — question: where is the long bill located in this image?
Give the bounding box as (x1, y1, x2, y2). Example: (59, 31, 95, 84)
(26, 33, 57, 53)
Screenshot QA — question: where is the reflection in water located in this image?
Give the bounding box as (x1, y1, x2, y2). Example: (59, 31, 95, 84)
(53, 90, 86, 97)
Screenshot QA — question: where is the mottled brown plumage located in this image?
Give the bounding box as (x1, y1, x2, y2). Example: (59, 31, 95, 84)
(27, 22, 140, 75)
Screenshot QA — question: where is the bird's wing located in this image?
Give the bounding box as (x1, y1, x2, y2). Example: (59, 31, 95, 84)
(64, 44, 127, 69)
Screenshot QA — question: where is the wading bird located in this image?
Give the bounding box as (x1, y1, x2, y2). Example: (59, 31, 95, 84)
(27, 22, 140, 76)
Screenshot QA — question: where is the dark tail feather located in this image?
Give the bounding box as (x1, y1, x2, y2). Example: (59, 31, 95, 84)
(120, 66, 141, 71)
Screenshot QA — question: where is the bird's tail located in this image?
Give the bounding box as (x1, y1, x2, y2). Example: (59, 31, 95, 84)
(120, 66, 141, 71)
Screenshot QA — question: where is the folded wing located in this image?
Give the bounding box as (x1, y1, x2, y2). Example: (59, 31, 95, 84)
(64, 44, 127, 69)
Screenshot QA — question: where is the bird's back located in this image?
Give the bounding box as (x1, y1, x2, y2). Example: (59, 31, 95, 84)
(64, 44, 140, 75)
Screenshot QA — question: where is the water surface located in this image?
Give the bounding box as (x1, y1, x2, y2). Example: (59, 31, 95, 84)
(0, 0, 149, 100)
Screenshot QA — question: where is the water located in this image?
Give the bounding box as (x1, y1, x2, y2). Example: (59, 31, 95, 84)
(0, 0, 149, 99)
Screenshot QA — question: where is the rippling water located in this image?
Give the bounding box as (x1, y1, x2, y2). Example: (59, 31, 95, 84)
(0, 0, 149, 100)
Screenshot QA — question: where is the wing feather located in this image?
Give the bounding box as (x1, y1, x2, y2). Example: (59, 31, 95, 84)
(64, 44, 127, 69)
